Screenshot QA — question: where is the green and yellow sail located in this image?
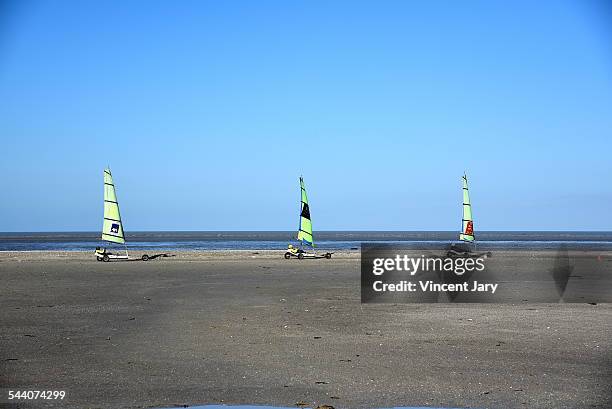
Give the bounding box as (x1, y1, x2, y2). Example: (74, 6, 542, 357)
(459, 173, 475, 242)
(297, 176, 314, 247)
(102, 168, 125, 244)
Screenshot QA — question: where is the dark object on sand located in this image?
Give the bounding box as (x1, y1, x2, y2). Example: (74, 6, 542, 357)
(140, 253, 175, 262)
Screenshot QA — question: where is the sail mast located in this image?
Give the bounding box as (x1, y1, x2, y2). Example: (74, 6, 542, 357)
(102, 168, 126, 246)
(459, 173, 475, 242)
(297, 176, 314, 248)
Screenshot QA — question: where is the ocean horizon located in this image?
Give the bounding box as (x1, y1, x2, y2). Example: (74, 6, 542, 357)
(1, 231, 611, 251)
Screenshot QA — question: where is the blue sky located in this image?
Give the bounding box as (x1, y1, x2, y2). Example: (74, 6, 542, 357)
(1, 0, 611, 231)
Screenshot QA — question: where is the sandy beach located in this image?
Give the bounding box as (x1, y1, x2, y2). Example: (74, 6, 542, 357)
(1, 250, 611, 409)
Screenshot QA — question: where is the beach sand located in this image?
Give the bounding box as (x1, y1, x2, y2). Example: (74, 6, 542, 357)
(1, 250, 610, 409)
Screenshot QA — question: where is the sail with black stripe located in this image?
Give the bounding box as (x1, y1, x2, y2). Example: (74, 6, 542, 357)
(102, 168, 126, 244)
(297, 176, 314, 247)
(459, 173, 475, 242)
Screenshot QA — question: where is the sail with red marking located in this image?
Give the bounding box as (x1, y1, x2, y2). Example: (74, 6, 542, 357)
(459, 174, 475, 242)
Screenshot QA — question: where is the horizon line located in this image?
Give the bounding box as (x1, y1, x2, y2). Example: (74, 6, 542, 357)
(1, 229, 611, 234)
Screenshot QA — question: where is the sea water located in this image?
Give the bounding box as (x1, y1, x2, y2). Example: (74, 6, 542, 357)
(0, 231, 611, 251)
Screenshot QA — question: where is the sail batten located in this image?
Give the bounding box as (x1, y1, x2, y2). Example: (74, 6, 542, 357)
(459, 174, 475, 242)
(297, 177, 314, 247)
(101, 168, 125, 244)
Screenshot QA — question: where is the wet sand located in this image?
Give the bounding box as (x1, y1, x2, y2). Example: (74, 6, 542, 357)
(1, 251, 611, 409)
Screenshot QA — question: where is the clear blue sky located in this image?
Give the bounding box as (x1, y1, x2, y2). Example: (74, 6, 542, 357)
(1, 0, 611, 231)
